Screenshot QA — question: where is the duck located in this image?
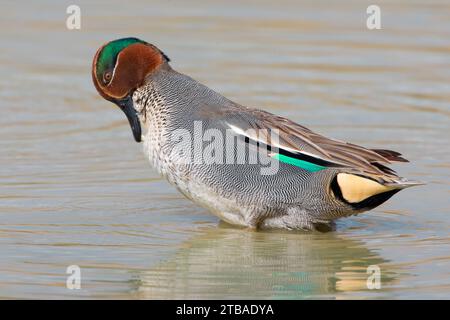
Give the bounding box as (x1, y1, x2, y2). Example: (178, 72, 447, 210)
(92, 37, 421, 231)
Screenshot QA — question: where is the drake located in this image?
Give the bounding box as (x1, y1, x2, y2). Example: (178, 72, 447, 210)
(92, 37, 421, 230)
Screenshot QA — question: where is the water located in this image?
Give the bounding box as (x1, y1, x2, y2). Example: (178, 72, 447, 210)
(0, 0, 449, 299)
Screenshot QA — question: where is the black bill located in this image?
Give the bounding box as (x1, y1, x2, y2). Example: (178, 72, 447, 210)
(118, 97, 141, 142)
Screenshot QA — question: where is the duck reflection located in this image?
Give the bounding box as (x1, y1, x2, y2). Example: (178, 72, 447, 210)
(132, 223, 397, 299)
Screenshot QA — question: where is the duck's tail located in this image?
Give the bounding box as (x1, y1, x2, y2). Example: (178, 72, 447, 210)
(330, 172, 424, 211)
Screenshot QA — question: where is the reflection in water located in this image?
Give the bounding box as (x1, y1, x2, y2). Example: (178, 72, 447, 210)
(134, 224, 396, 299)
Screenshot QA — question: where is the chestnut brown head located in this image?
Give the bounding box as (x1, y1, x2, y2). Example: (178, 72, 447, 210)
(92, 37, 170, 142)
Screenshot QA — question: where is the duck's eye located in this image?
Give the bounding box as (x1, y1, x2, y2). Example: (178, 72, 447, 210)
(103, 71, 112, 84)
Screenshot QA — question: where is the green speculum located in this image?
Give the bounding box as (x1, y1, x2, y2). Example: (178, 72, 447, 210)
(272, 153, 326, 172)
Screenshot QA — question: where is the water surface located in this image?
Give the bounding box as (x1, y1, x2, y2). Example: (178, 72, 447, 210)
(0, 0, 449, 299)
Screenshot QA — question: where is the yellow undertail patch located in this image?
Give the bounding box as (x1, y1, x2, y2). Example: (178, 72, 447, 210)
(336, 173, 396, 203)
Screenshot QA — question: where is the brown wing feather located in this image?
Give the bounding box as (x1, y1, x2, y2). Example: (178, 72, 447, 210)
(231, 106, 408, 180)
(371, 149, 409, 162)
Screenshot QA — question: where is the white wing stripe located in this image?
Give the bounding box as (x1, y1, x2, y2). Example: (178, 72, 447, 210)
(227, 123, 330, 162)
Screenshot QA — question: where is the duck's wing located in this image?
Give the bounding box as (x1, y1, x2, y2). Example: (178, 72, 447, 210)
(224, 105, 410, 183)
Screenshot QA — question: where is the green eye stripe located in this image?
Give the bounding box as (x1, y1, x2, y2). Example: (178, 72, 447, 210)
(96, 38, 144, 78)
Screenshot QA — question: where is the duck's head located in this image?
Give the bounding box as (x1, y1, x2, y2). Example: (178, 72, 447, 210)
(92, 37, 170, 142)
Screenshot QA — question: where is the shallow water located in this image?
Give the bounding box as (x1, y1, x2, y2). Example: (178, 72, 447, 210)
(0, 0, 449, 299)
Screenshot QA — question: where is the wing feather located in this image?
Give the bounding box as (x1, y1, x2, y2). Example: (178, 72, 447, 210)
(225, 105, 408, 181)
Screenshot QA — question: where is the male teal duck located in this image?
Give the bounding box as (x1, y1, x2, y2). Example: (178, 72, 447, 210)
(92, 37, 421, 231)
